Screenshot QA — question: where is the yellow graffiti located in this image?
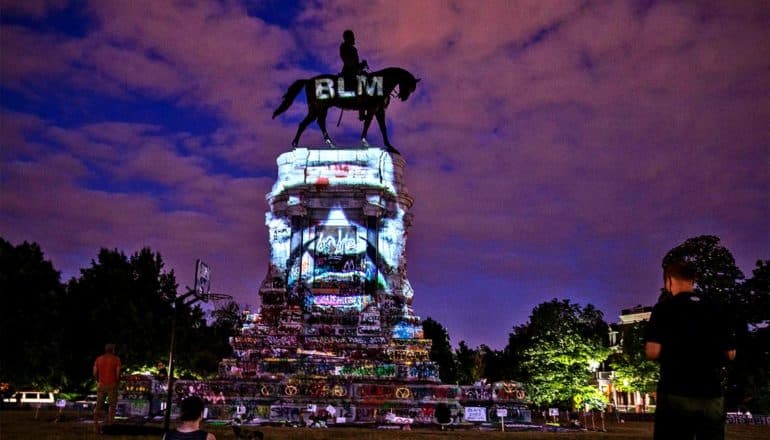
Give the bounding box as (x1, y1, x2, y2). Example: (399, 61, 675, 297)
(284, 385, 298, 396)
(395, 387, 411, 399)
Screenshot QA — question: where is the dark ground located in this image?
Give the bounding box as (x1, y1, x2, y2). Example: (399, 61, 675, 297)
(1, 408, 769, 440)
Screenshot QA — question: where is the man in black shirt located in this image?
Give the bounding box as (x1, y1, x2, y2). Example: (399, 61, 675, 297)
(645, 259, 736, 440)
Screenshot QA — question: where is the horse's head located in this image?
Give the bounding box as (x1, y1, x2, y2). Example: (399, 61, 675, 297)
(395, 69, 420, 101)
(397, 76, 420, 101)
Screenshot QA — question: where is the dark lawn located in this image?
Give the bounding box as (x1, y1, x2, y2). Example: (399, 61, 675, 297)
(1, 408, 768, 440)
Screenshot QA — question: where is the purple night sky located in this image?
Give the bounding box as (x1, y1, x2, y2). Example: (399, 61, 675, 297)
(1, 0, 768, 348)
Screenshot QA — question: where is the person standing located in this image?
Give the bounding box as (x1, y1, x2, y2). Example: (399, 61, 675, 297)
(157, 361, 168, 381)
(93, 343, 121, 432)
(645, 259, 736, 440)
(163, 395, 216, 440)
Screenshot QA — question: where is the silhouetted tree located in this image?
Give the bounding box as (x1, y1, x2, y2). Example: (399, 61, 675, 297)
(501, 324, 528, 381)
(186, 300, 243, 378)
(63, 248, 178, 388)
(0, 238, 67, 389)
(1, 239, 241, 390)
(662, 235, 744, 298)
(729, 260, 770, 411)
(455, 341, 480, 385)
(211, 300, 245, 335)
(422, 317, 457, 383)
(478, 344, 506, 383)
(735, 260, 770, 328)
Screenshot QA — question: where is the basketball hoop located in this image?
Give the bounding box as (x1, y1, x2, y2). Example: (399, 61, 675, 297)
(199, 292, 232, 304)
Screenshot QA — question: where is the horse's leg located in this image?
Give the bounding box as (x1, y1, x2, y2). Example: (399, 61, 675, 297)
(293, 110, 317, 147)
(316, 107, 334, 147)
(376, 109, 400, 155)
(361, 111, 374, 147)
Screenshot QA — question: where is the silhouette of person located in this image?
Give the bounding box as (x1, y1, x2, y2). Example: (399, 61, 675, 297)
(340, 29, 368, 120)
(340, 29, 368, 80)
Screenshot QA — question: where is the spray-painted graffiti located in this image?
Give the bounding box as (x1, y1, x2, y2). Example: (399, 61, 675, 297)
(410, 406, 436, 424)
(404, 363, 439, 380)
(336, 364, 396, 378)
(120, 376, 154, 400)
(385, 347, 429, 362)
(173, 381, 230, 404)
(303, 336, 388, 346)
(127, 378, 532, 424)
(355, 384, 397, 400)
(494, 381, 527, 401)
(461, 386, 493, 401)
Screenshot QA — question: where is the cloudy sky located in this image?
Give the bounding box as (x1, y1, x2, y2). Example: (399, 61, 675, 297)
(1, 0, 768, 348)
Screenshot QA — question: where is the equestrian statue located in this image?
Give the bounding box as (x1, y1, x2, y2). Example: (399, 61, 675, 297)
(272, 30, 420, 155)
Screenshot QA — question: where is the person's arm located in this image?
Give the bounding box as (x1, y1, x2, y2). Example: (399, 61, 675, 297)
(114, 360, 121, 382)
(93, 360, 98, 379)
(644, 303, 664, 361)
(645, 341, 661, 360)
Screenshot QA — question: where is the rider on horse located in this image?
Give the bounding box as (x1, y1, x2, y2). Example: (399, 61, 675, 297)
(340, 30, 368, 120)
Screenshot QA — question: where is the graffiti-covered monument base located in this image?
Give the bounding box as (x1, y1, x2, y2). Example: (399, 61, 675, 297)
(227, 147, 433, 382)
(139, 146, 529, 425)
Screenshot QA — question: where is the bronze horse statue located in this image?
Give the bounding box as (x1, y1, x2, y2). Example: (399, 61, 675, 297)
(272, 67, 419, 154)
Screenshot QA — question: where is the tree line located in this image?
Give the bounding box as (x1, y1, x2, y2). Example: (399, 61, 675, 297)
(422, 236, 769, 413)
(1, 235, 767, 412)
(0, 238, 242, 396)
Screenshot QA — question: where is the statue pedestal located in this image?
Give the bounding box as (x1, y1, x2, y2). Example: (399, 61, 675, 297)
(228, 146, 434, 381)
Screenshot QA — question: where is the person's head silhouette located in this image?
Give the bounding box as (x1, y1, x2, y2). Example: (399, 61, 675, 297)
(343, 29, 355, 44)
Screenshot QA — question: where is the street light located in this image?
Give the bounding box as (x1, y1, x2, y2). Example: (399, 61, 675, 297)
(163, 290, 231, 431)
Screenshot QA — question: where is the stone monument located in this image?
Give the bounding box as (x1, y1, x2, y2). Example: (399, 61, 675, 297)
(226, 147, 435, 383)
(181, 146, 528, 426)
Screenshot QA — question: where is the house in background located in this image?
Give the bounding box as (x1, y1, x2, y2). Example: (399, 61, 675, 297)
(599, 305, 656, 413)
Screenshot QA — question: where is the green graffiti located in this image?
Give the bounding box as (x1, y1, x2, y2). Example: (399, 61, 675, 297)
(338, 364, 396, 378)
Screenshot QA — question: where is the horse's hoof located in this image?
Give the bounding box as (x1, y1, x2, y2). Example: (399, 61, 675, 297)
(291, 141, 298, 148)
(325, 138, 335, 148)
(386, 146, 401, 155)
(361, 138, 370, 147)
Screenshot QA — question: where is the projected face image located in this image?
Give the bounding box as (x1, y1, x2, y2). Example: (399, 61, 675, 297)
(298, 223, 374, 312)
(281, 202, 416, 312)
(311, 225, 366, 287)
(379, 215, 405, 270)
(285, 209, 375, 311)
(267, 215, 291, 271)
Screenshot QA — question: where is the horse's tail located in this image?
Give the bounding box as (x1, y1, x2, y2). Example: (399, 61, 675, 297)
(272, 80, 307, 119)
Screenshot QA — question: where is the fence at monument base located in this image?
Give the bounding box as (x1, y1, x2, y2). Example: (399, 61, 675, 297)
(117, 398, 532, 426)
(726, 413, 770, 425)
(117, 375, 532, 425)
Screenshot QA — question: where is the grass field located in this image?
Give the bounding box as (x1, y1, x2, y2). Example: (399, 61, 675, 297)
(2, 409, 769, 440)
